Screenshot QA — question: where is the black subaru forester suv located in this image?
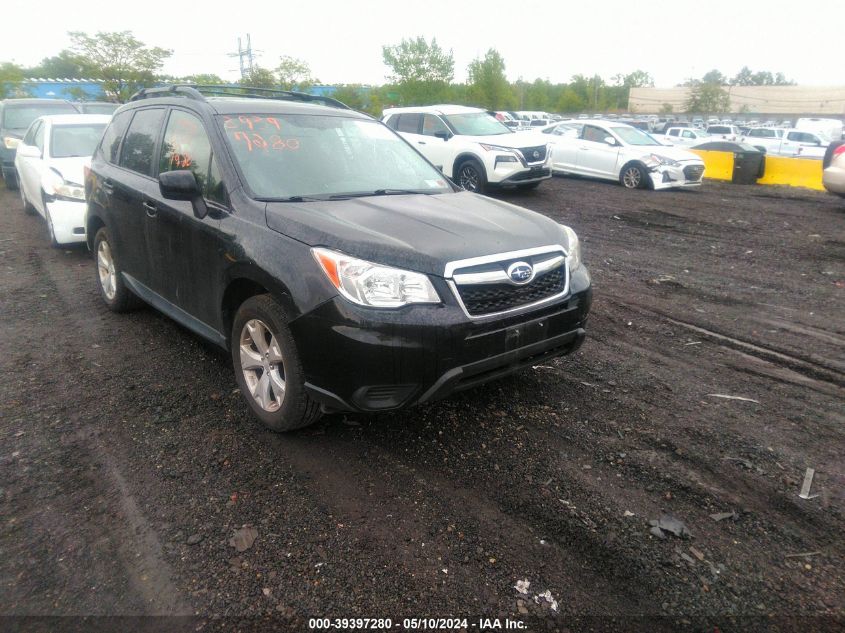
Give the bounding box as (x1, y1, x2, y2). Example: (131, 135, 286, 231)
(85, 86, 591, 431)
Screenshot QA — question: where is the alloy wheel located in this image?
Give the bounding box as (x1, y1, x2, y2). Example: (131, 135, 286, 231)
(622, 167, 642, 189)
(97, 239, 117, 300)
(459, 164, 480, 192)
(239, 319, 286, 412)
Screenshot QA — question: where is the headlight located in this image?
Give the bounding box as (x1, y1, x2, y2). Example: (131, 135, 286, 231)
(479, 143, 517, 154)
(45, 168, 85, 201)
(646, 153, 680, 167)
(312, 248, 440, 308)
(561, 225, 582, 270)
(4, 136, 21, 150)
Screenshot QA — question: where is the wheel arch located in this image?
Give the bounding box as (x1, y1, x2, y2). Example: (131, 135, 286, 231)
(619, 159, 651, 189)
(451, 152, 485, 179)
(221, 266, 298, 349)
(86, 211, 106, 250)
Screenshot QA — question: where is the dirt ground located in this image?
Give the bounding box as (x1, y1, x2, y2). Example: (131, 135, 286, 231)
(1, 176, 843, 633)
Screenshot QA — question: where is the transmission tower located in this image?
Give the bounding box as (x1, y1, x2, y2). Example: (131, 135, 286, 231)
(229, 34, 256, 79)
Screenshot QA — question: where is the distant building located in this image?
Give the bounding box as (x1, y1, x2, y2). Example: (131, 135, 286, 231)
(2, 79, 108, 101)
(629, 85, 845, 116)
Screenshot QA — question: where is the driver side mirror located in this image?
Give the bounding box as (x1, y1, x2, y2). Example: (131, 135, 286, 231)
(159, 170, 208, 219)
(434, 131, 452, 141)
(604, 136, 617, 146)
(16, 144, 41, 159)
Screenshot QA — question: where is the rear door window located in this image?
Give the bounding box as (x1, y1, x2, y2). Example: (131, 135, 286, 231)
(99, 110, 132, 164)
(396, 114, 422, 134)
(119, 108, 166, 176)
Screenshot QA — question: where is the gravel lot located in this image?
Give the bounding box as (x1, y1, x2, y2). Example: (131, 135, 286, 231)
(1, 176, 843, 632)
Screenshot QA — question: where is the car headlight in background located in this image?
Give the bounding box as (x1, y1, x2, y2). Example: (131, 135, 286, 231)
(45, 168, 85, 201)
(4, 136, 21, 150)
(561, 225, 582, 270)
(312, 248, 440, 308)
(645, 154, 680, 168)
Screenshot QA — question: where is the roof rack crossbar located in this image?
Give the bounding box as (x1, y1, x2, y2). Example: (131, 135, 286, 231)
(128, 84, 350, 110)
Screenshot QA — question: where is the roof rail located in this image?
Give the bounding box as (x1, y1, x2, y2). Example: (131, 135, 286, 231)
(129, 84, 350, 110)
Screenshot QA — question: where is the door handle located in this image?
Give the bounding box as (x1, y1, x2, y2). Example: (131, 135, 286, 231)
(143, 201, 158, 217)
(418, 141, 427, 145)
(101, 179, 114, 194)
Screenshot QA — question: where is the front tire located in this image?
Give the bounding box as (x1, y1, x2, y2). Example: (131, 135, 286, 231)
(93, 226, 142, 312)
(456, 158, 488, 193)
(19, 176, 36, 214)
(231, 295, 322, 432)
(620, 163, 648, 189)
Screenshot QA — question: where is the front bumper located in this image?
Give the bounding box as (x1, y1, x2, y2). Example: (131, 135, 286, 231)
(291, 265, 592, 413)
(45, 199, 87, 244)
(649, 162, 705, 190)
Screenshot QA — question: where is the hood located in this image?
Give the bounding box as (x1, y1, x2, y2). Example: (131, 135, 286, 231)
(47, 156, 91, 185)
(265, 191, 569, 277)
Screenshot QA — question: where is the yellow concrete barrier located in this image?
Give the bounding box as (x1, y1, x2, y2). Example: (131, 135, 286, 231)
(757, 155, 825, 191)
(689, 150, 733, 181)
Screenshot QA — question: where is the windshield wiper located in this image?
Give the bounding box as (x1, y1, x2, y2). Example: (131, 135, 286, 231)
(257, 195, 327, 203)
(328, 189, 437, 200)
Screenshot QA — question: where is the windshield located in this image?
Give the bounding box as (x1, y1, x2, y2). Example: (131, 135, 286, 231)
(220, 114, 452, 200)
(611, 126, 660, 146)
(443, 113, 511, 136)
(50, 124, 107, 158)
(3, 103, 78, 130)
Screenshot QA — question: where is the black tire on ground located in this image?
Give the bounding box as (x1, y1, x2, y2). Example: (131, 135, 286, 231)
(620, 163, 649, 189)
(19, 177, 36, 215)
(93, 226, 143, 312)
(455, 158, 488, 193)
(231, 294, 322, 432)
(3, 168, 19, 191)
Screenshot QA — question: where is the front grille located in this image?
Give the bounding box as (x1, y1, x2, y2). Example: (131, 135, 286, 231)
(457, 267, 566, 316)
(518, 145, 547, 163)
(684, 165, 705, 181)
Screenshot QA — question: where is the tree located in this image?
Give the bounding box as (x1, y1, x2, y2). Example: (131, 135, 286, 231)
(0, 62, 26, 98)
(181, 73, 226, 85)
(330, 84, 367, 111)
(382, 36, 454, 84)
(685, 81, 730, 114)
(239, 66, 277, 89)
(613, 70, 654, 88)
(277, 56, 314, 90)
(467, 49, 514, 110)
(69, 31, 172, 101)
(659, 103, 674, 114)
(24, 51, 97, 79)
(732, 66, 795, 86)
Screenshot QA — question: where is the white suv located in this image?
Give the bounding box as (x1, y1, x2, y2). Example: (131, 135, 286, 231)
(382, 105, 552, 192)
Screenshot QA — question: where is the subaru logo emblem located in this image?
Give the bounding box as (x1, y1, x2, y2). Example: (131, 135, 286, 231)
(532, 150, 540, 159)
(507, 261, 534, 284)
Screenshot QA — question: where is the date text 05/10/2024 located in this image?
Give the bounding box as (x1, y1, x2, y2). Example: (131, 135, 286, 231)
(308, 618, 527, 630)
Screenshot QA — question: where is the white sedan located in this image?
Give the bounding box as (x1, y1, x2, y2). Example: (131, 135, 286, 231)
(539, 120, 705, 190)
(14, 114, 111, 245)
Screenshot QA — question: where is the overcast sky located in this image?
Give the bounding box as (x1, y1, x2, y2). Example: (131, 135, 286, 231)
(3, 0, 841, 87)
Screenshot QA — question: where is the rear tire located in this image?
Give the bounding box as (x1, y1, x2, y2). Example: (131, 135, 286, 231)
(3, 168, 18, 191)
(231, 295, 322, 432)
(93, 226, 143, 312)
